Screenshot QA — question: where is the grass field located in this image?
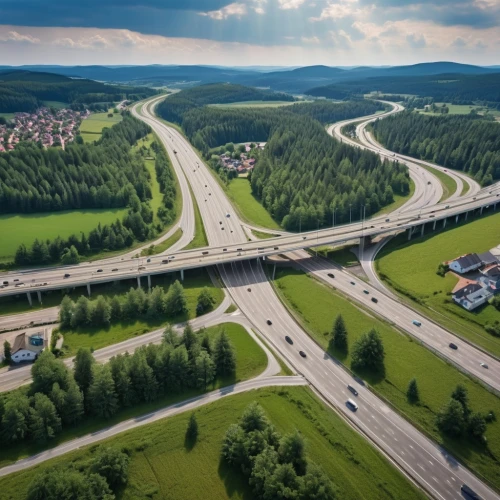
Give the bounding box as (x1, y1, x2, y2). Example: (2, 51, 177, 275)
(226, 178, 281, 230)
(272, 267, 500, 490)
(0, 386, 425, 500)
(209, 100, 301, 108)
(79, 110, 122, 142)
(184, 189, 209, 250)
(0, 208, 127, 264)
(314, 245, 359, 266)
(376, 211, 500, 357)
(417, 103, 500, 117)
(57, 269, 224, 355)
(0, 322, 267, 471)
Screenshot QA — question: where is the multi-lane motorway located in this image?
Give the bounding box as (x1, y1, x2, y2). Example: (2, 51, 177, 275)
(0, 96, 499, 498)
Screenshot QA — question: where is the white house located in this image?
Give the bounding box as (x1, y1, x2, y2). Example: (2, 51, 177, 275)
(449, 253, 483, 274)
(11, 331, 47, 363)
(452, 282, 492, 311)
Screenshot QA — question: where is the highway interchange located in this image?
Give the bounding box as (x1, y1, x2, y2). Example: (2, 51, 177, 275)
(0, 95, 499, 498)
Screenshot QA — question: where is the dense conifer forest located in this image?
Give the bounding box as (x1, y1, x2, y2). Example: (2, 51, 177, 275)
(371, 112, 500, 185)
(158, 90, 409, 230)
(0, 70, 157, 112)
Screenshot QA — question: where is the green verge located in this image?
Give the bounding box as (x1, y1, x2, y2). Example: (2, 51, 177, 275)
(376, 211, 500, 358)
(417, 162, 457, 201)
(226, 177, 281, 230)
(224, 303, 237, 314)
(0, 386, 425, 500)
(0, 322, 267, 470)
(272, 267, 500, 491)
(183, 187, 209, 250)
(313, 245, 359, 267)
(57, 269, 224, 356)
(140, 228, 183, 257)
(251, 229, 280, 239)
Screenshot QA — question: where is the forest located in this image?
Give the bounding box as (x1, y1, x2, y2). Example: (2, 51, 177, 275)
(158, 92, 409, 230)
(306, 72, 500, 106)
(371, 112, 500, 185)
(0, 115, 151, 214)
(156, 83, 295, 123)
(0, 70, 157, 112)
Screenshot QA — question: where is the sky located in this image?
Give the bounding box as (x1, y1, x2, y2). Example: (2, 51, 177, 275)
(0, 0, 499, 66)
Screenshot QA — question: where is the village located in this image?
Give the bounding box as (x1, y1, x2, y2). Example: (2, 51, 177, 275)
(0, 106, 89, 152)
(217, 142, 265, 174)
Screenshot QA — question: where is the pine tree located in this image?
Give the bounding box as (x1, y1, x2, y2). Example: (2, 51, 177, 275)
(186, 413, 198, 442)
(64, 380, 85, 425)
(351, 329, 385, 372)
(194, 351, 215, 390)
(165, 280, 187, 316)
(58, 296, 74, 329)
(73, 348, 95, 398)
(3, 340, 12, 364)
(29, 393, 62, 443)
(88, 365, 118, 418)
(407, 378, 420, 404)
(331, 314, 348, 352)
(213, 330, 236, 377)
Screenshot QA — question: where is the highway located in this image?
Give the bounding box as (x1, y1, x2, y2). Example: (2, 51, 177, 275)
(133, 96, 498, 499)
(0, 96, 499, 498)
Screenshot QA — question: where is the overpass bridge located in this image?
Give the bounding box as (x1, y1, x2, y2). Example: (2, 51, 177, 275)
(2, 183, 499, 304)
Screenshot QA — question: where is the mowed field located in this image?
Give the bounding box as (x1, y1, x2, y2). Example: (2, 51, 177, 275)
(376, 211, 500, 357)
(416, 102, 500, 118)
(0, 208, 127, 263)
(0, 322, 267, 470)
(273, 267, 500, 489)
(226, 177, 281, 230)
(80, 110, 122, 142)
(0, 387, 424, 500)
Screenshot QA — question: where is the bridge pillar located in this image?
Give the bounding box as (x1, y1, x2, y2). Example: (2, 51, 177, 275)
(455, 214, 459, 223)
(420, 224, 425, 237)
(272, 264, 276, 281)
(465, 211, 468, 221)
(137, 275, 141, 288)
(26, 291, 33, 306)
(37, 290, 42, 304)
(86, 283, 91, 296)
(443, 218, 447, 229)
(407, 227, 412, 241)
(147, 274, 152, 290)
(480, 206, 484, 215)
(494, 203, 497, 211)
(180, 269, 184, 281)
(433, 220, 437, 231)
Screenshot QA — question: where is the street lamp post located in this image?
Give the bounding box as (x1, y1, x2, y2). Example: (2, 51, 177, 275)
(349, 204, 352, 224)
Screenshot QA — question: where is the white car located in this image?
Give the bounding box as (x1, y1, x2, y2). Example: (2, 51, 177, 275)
(480, 363, 489, 369)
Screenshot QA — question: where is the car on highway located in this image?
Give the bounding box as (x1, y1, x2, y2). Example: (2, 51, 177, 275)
(385, 218, 390, 222)
(412, 320, 421, 327)
(480, 362, 488, 369)
(173, 150, 177, 154)
(285, 336, 293, 345)
(64, 274, 70, 278)
(162, 260, 169, 264)
(147, 258, 151, 263)
(97, 269, 103, 273)
(221, 227, 225, 230)
(371, 297, 378, 303)
(363, 289, 369, 294)
(350, 281, 355, 285)
(209, 193, 211, 196)
(449, 343, 458, 350)
(299, 351, 307, 358)
(427, 181, 431, 185)
(139, 266, 146, 270)
(247, 288, 251, 292)
(267, 319, 272, 325)
(429, 215, 435, 218)
(112, 268, 118, 272)
(226, 213, 230, 217)
(14, 278, 19, 282)
(202, 251, 209, 255)
(3, 281, 8, 285)
(327, 273, 335, 278)
(461, 484, 481, 500)
(219, 221, 222, 224)
(347, 384, 358, 396)
(274, 246, 279, 250)
(445, 205, 450, 209)
(346, 399, 358, 412)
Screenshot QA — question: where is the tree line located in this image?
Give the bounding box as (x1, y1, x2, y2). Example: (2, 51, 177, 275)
(26, 447, 129, 500)
(371, 111, 500, 185)
(0, 115, 151, 214)
(0, 324, 236, 447)
(158, 92, 410, 230)
(221, 401, 336, 499)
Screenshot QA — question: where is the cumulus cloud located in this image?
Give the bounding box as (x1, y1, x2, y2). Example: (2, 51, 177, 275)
(406, 33, 426, 48)
(278, 0, 306, 9)
(311, 0, 371, 21)
(201, 2, 247, 19)
(0, 30, 40, 44)
(301, 35, 320, 43)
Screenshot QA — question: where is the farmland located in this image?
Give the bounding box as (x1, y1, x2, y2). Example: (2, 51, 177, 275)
(79, 110, 123, 142)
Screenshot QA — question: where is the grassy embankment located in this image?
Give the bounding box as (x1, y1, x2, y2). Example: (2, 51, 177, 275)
(0, 323, 266, 470)
(272, 267, 500, 491)
(55, 269, 224, 355)
(376, 211, 500, 357)
(0, 386, 425, 500)
(183, 187, 209, 250)
(79, 110, 122, 143)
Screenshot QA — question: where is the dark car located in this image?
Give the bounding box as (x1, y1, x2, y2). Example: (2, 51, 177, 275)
(112, 268, 118, 271)
(267, 319, 272, 325)
(97, 269, 103, 273)
(327, 273, 335, 278)
(162, 260, 169, 264)
(64, 273, 70, 278)
(146, 258, 151, 263)
(347, 384, 358, 396)
(371, 297, 378, 303)
(13, 278, 19, 282)
(449, 343, 458, 350)
(350, 281, 355, 285)
(299, 351, 307, 358)
(285, 336, 293, 345)
(2, 281, 8, 285)
(363, 289, 369, 294)
(247, 288, 251, 292)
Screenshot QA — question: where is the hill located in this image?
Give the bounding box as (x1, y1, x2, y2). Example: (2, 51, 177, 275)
(0, 70, 157, 113)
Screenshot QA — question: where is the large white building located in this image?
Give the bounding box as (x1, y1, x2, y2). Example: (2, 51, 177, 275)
(449, 253, 483, 274)
(11, 331, 47, 363)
